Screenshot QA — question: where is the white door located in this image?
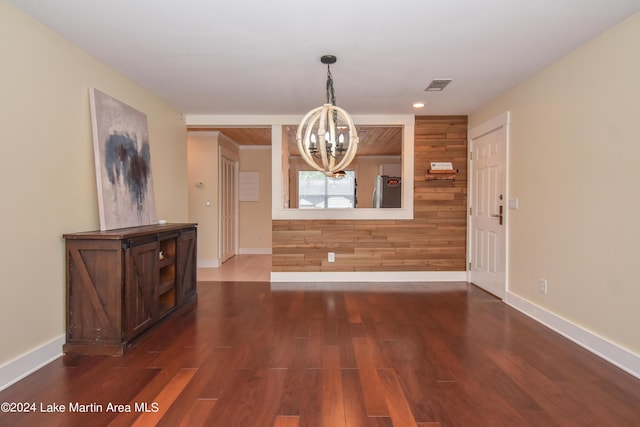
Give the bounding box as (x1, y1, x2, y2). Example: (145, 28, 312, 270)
(469, 113, 509, 299)
(219, 153, 237, 264)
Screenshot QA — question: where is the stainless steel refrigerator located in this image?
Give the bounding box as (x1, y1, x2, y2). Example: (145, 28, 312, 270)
(373, 175, 401, 208)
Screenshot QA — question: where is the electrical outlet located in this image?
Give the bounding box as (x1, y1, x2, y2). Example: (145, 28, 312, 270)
(328, 252, 335, 263)
(539, 278, 548, 294)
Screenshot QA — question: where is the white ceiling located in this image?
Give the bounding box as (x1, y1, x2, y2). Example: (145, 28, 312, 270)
(10, 0, 640, 116)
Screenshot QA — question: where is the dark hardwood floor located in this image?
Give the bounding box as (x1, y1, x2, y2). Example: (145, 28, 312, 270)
(1, 281, 639, 426)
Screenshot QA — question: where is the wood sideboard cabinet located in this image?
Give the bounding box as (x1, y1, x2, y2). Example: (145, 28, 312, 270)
(63, 223, 197, 356)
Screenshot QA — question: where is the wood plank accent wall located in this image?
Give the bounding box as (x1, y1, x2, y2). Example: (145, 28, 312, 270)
(272, 116, 468, 272)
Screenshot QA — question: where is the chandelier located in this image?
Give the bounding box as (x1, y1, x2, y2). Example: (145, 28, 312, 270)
(296, 55, 359, 178)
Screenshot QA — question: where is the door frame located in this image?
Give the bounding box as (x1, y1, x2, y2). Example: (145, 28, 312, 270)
(467, 111, 510, 299)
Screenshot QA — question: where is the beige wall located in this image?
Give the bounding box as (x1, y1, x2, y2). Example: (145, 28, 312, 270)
(469, 12, 640, 355)
(187, 133, 220, 265)
(239, 148, 272, 251)
(0, 1, 188, 366)
(188, 132, 243, 264)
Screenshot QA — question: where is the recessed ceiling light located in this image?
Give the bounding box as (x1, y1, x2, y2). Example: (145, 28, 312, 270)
(413, 102, 425, 108)
(425, 79, 452, 91)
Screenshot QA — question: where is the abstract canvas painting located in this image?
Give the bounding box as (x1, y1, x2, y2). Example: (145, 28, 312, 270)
(89, 88, 157, 230)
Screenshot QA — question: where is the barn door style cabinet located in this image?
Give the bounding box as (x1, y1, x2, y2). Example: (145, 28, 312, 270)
(63, 223, 197, 355)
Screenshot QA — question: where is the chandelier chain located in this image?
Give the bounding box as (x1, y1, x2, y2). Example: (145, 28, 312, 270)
(325, 64, 338, 125)
(325, 64, 335, 106)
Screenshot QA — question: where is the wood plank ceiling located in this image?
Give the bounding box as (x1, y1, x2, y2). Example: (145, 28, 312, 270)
(187, 126, 402, 156)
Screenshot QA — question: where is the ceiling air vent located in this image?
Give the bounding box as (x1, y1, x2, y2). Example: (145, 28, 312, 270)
(425, 79, 452, 91)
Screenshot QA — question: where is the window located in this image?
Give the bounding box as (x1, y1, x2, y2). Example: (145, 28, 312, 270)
(298, 170, 356, 209)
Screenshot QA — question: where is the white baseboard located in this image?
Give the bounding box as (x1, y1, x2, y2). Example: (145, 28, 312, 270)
(198, 258, 220, 268)
(505, 291, 640, 380)
(199, 251, 271, 268)
(271, 281, 469, 292)
(239, 248, 272, 255)
(270, 270, 467, 283)
(0, 335, 64, 392)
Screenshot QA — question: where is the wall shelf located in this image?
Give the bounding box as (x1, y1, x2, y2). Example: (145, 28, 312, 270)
(425, 168, 458, 183)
